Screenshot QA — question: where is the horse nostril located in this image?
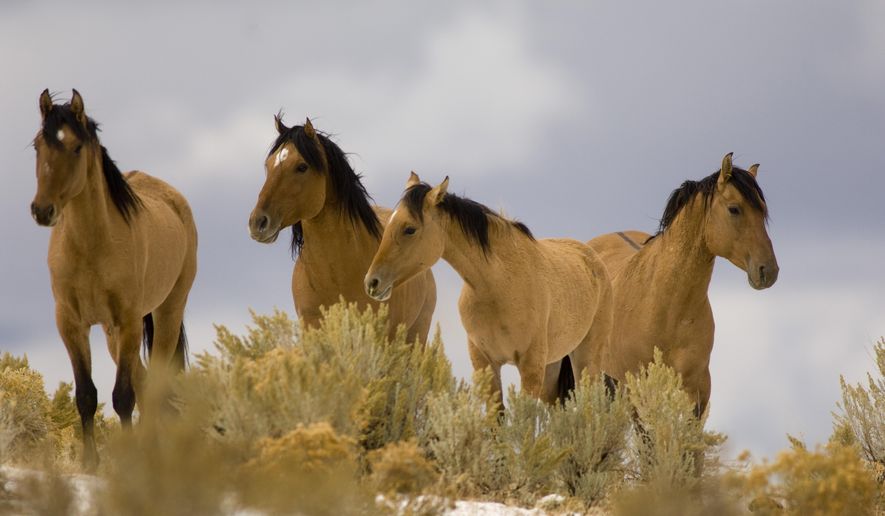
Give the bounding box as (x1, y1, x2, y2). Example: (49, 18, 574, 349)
(368, 278, 379, 290)
(759, 265, 766, 282)
(46, 205, 55, 219)
(256, 215, 269, 232)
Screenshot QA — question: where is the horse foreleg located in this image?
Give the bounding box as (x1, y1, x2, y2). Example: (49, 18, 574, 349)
(57, 311, 98, 471)
(103, 324, 146, 414)
(467, 339, 503, 413)
(516, 338, 547, 400)
(112, 318, 142, 427)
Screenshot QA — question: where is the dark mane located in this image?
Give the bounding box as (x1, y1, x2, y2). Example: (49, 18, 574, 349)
(269, 124, 381, 257)
(402, 182, 534, 254)
(40, 102, 141, 223)
(656, 167, 767, 236)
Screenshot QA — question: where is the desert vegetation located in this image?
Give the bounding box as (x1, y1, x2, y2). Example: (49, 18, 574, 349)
(1, 305, 883, 514)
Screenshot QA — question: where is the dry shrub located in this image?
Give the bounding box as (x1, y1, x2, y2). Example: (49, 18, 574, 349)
(548, 372, 632, 506)
(731, 438, 879, 515)
(835, 338, 885, 471)
(420, 368, 506, 496)
(499, 386, 568, 503)
(186, 303, 453, 457)
(368, 440, 438, 495)
(625, 348, 725, 491)
(241, 422, 373, 515)
(98, 368, 234, 516)
(0, 358, 52, 462)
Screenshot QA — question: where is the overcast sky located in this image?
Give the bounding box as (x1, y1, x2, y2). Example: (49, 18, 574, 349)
(1, 1, 883, 458)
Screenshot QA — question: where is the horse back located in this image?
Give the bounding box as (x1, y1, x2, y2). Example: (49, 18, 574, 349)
(587, 230, 650, 280)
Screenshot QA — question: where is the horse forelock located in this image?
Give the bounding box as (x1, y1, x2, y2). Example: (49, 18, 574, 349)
(657, 167, 767, 235)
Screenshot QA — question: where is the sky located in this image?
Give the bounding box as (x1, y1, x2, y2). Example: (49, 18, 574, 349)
(1, 1, 883, 458)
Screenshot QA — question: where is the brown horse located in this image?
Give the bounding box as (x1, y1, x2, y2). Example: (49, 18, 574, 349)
(364, 172, 613, 406)
(31, 90, 197, 469)
(579, 153, 778, 417)
(248, 117, 436, 342)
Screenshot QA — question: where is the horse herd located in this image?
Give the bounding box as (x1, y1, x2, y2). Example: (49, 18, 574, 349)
(29, 90, 778, 469)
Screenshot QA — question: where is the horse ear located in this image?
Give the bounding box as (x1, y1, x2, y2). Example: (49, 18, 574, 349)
(70, 89, 86, 125)
(303, 118, 317, 139)
(428, 176, 449, 205)
(407, 171, 421, 188)
(748, 163, 760, 178)
(39, 89, 52, 119)
(718, 152, 734, 186)
(274, 113, 288, 135)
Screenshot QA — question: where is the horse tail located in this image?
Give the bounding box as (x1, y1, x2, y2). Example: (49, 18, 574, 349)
(173, 322, 188, 371)
(141, 314, 188, 371)
(142, 313, 154, 358)
(556, 356, 576, 404)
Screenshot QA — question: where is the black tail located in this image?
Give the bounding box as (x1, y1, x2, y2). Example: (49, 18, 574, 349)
(556, 355, 576, 405)
(142, 313, 154, 360)
(141, 314, 188, 371)
(174, 322, 188, 370)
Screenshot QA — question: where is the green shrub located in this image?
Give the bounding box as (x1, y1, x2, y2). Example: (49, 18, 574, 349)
(548, 372, 632, 506)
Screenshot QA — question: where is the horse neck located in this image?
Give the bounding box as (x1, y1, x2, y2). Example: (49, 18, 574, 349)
(299, 189, 377, 272)
(441, 216, 526, 291)
(57, 145, 114, 243)
(645, 199, 715, 309)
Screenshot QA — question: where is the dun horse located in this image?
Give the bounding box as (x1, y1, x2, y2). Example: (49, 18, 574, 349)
(579, 153, 778, 417)
(248, 117, 436, 342)
(364, 173, 613, 405)
(31, 90, 197, 469)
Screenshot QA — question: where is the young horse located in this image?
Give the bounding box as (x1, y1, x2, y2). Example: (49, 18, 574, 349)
(31, 90, 197, 469)
(582, 153, 778, 417)
(248, 117, 436, 342)
(364, 173, 613, 406)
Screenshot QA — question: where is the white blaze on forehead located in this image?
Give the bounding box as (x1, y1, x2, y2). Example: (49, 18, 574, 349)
(273, 147, 289, 168)
(56, 129, 65, 141)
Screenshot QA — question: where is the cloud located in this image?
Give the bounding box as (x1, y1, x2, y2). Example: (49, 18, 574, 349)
(168, 8, 580, 191)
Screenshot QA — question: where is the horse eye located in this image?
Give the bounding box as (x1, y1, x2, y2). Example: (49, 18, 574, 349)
(74, 145, 83, 155)
(728, 206, 741, 215)
(295, 163, 309, 173)
(403, 226, 417, 236)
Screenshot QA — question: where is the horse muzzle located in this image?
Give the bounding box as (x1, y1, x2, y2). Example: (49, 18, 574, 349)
(748, 261, 779, 290)
(31, 202, 57, 227)
(248, 211, 281, 244)
(364, 274, 393, 302)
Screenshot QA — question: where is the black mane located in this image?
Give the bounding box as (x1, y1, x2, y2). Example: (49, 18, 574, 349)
(402, 182, 534, 254)
(269, 124, 381, 257)
(40, 102, 141, 222)
(656, 166, 767, 235)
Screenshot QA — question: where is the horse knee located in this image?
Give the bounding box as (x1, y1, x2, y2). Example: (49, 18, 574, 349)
(75, 378, 98, 423)
(112, 373, 136, 425)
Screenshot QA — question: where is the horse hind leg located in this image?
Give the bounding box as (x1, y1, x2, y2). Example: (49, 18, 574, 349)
(146, 258, 195, 371)
(58, 311, 99, 471)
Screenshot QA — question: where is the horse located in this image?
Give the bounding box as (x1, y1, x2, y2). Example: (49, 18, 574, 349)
(248, 117, 436, 343)
(30, 90, 197, 470)
(364, 172, 613, 406)
(577, 152, 778, 418)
